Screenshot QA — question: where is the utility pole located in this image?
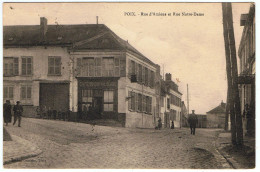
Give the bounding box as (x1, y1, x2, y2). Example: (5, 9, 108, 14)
(222, 2, 243, 146)
(187, 84, 189, 115)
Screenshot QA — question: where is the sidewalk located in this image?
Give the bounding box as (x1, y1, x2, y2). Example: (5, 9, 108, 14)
(3, 127, 42, 165)
(216, 131, 255, 169)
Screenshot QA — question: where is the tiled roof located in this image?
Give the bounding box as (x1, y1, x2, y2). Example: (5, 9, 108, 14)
(3, 24, 156, 67)
(207, 102, 226, 114)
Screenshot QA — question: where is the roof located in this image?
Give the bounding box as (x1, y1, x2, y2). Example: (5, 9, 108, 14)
(3, 23, 157, 67)
(207, 102, 226, 114)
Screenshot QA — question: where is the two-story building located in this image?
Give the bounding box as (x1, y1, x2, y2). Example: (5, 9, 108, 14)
(238, 4, 255, 136)
(3, 17, 160, 128)
(160, 73, 182, 128)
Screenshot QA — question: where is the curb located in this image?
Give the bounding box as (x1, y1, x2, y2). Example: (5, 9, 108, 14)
(215, 132, 240, 169)
(3, 135, 42, 165)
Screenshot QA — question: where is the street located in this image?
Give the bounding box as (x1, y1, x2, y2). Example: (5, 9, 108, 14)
(4, 118, 230, 169)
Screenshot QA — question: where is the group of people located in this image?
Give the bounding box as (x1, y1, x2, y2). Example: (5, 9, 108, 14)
(156, 110, 198, 135)
(3, 100, 23, 127)
(36, 106, 71, 121)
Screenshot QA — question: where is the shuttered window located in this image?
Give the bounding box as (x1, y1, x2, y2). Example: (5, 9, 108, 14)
(48, 56, 61, 75)
(22, 56, 33, 75)
(4, 86, 14, 99)
(4, 57, 19, 76)
(114, 57, 120, 76)
(21, 85, 32, 99)
(76, 58, 82, 76)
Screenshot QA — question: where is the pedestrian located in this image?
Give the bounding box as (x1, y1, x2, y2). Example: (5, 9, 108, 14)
(158, 117, 162, 130)
(188, 110, 198, 135)
(171, 120, 174, 129)
(13, 101, 23, 127)
(3, 100, 12, 126)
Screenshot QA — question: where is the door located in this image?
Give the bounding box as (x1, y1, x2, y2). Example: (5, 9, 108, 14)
(40, 83, 69, 112)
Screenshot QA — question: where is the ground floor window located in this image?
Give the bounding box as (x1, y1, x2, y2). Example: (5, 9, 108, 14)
(104, 90, 114, 111)
(128, 90, 152, 114)
(82, 89, 93, 111)
(21, 85, 32, 100)
(4, 86, 14, 99)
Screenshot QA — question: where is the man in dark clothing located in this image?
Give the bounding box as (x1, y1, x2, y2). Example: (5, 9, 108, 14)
(188, 110, 198, 135)
(4, 100, 12, 126)
(13, 101, 23, 127)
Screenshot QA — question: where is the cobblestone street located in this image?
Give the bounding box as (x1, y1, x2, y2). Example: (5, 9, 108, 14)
(4, 118, 230, 169)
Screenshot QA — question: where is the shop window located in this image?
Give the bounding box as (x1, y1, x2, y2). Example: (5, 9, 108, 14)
(48, 56, 61, 75)
(4, 86, 14, 99)
(104, 90, 114, 111)
(22, 56, 33, 76)
(82, 89, 93, 103)
(4, 57, 19, 76)
(21, 85, 32, 100)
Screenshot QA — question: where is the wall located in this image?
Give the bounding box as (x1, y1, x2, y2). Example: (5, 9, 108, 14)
(3, 46, 71, 117)
(206, 113, 225, 128)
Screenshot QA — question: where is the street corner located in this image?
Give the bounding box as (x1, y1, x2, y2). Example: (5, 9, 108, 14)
(3, 134, 42, 165)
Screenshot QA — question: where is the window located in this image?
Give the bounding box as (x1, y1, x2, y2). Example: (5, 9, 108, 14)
(131, 60, 135, 75)
(82, 89, 93, 111)
(81, 57, 95, 76)
(104, 90, 114, 111)
(76, 58, 82, 76)
(21, 85, 32, 99)
(22, 57, 33, 75)
(4, 86, 14, 99)
(150, 71, 155, 88)
(48, 56, 61, 75)
(103, 57, 114, 76)
(167, 98, 170, 109)
(4, 57, 19, 76)
(145, 67, 148, 86)
(160, 97, 164, 107)
(128, 91, 136, 111)
(142, 95, 146, 113)
(138, 64, 142, 83)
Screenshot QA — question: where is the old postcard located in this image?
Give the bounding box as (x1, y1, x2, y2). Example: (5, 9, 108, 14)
(2, 1, 256, 169)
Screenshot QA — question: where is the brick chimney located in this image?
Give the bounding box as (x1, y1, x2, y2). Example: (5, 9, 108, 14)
(165, 73, 172, 81)
(40, 17, 48, 41)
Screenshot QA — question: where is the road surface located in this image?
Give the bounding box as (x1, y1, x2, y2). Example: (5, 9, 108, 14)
(4, 118, 230, 169)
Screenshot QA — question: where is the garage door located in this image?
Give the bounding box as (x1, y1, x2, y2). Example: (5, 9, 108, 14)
(40, 83, 69, 112)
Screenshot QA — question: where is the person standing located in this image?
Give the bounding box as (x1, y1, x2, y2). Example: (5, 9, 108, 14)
(188, 110, 198, 135)
(13, 101, 23, 127)
(3, 100, 12, 126)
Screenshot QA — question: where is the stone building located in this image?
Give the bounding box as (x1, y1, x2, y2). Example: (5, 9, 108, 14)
(206, 101, 226, 128)
(160, 73, 182, 128)
(238, 4, 255, 136)
(3, 17, 160, 128)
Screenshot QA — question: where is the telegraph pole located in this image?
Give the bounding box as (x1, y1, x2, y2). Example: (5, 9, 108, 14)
(187, 84, 189, 115)
(222, 2, 243, 145)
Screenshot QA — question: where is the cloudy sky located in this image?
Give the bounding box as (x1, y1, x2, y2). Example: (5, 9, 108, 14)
(3, 2, 252, 114)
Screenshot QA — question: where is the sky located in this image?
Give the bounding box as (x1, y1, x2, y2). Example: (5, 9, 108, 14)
(3, 2, 252, 114)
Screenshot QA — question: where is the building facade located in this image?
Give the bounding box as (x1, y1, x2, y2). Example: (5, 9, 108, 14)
(238, 4, 255, 136)
(206, 101, 226, 128)
(3, 17, 161, 128)
(160, 74, 182, 128)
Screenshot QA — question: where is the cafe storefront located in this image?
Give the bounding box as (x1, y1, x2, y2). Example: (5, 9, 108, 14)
(77, 77, 119, 120)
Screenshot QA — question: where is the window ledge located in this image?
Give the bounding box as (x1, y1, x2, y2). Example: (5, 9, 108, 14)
(48, 74, 62, 76)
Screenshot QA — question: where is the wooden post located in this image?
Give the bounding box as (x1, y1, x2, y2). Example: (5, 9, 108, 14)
(222, 2, 237, 145)
(225, 2, 243, 146)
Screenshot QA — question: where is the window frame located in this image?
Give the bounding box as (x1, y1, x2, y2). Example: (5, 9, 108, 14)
(20, 85, 32, 100)
(103, 90, 114, 112)
(48, 56, 61, 76)
(21, 56, 33, 76)
(3, 57, 19, 76)
(4, 86, 14, 100)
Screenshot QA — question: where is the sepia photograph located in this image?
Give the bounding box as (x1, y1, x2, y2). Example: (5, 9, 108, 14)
(2, 1, 256, 169)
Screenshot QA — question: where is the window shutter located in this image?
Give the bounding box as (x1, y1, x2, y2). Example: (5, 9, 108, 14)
(135, 63, 139, 82)
(119, 57, 126, 77)
(128, 91, 131, 110)
(135, 92, 139, 111)
(142, 66, 145, 84)
(14, 57, 19, 75)
(148, 70, 151, 87)
(114, 57, 120, 76)
(77, 58, 81, 76)
(4, 87, 8, 98)
(128, 59, 131, 78)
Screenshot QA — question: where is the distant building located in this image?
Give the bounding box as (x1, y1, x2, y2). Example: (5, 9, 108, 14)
(160, 73, 182, 128)
(238, 4, 255, 136)
(196, 114, 207, 128)
(3, 17, 161, 128)
(181, 101, 189, 127)
(206, 101, 226, 128)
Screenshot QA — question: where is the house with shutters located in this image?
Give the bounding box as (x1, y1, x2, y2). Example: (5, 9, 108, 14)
(3, 17, 161, 128)
(160, 73, 182, 128)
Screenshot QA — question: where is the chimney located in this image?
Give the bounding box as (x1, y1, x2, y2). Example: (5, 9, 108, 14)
(96, 16, 99, 24)
(40, 17, 48, 41)
(165, 73, 172, 81)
